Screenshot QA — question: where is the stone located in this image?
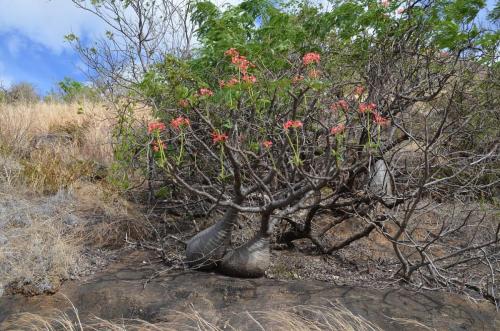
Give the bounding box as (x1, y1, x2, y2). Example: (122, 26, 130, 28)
(0, 256, 496, 331)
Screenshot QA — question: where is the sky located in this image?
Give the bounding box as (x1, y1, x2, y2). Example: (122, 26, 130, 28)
(0, 0, 107, 94)
(0, 0, 497, 95)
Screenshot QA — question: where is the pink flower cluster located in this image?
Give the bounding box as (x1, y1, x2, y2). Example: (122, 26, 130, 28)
(219, 77, 239, 88)
(354, 85, 365, 96)
(262, 140, 273, 149)
(224, 48, 239, 57)
(225, 48, 255, 75)
(212, 131, 228, 144)
(223, 48, 257, 85)
(242, 74, 257, 84)
(373, 112, 390, 126)
(302, 52, 321, 66)
(359, 102, 377, 113)
(330, 99, 349, 111)
(283, 120, 303, 130)
(147, 121, 166, 134)
(330, 123, 345, 135)
(170, 116, 190, 130)
(198, 88, 214, 97)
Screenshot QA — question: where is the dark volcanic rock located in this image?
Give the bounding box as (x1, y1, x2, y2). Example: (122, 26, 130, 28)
(0, 255, 497, 330)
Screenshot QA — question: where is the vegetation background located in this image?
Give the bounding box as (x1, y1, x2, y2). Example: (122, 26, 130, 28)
(0, 0, 498, 329)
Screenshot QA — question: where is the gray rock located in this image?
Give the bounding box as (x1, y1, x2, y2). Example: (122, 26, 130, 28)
(0, 265, 496, 330)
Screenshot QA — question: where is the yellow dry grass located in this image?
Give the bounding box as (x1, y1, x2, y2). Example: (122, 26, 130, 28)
(0, 100, 153, 193)
(0, 102, 110, 193)
(0, 101, 152, 296)
(0, 101, 113, 165)
(3, 301, 385, 331)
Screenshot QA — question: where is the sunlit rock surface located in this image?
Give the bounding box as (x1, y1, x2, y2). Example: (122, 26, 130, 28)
(0, 252, 497, 330)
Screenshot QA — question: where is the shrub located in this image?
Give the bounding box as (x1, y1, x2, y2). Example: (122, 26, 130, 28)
(5, 82, 39, 103)
(74, 0, 499, 301)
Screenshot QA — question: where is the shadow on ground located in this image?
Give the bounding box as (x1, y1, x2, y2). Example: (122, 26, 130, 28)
(0, 251, 497, 330)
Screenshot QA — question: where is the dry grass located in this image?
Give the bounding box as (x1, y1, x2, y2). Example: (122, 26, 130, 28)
(3, 301, 384, 331)
(70, 180, 152, 247)
(0, 190, 80, 296)
(0, 101, 112, 158)
(0, 101, 114, 193)
(0, 181, 151, 296)
(0, 101, 152, 296)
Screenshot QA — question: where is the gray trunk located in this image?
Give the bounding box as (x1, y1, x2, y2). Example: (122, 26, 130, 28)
(369, 159, 393, 197)
(185, 206, 238, 270)
(220, 234, 270, 278)
(219, 213, 272, 278)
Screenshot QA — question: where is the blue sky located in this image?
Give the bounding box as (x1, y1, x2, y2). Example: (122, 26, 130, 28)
(0, 0, 105, 95)
(0, 0, 497, 96)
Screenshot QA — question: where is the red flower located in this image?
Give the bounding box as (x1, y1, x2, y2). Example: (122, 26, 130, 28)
(380, 0, 390, 8)
(224, 48, 240, 57)
(373, 112, 390, 126)
(330, 99, 349, 111)
(198, 88, 214, 97)
(212, 131, 228, 144)
(354, 85, 365, 96)
(262, 140, 273, 149)
(178, 99, 189, 108)
(233, 55, 255, 75)
(147, 121, 166, 134)
(227, 77, 239, 87)
(242, 74, 257, 84)
(302, 52, 321, 66)
(219, 80, 226, 88)
(170, 116, 190, 130)
(330, 123, 346, 135)
(225, 48, 255, 75)
(283, 120, 303, 130)
(359, 102, 377, 113)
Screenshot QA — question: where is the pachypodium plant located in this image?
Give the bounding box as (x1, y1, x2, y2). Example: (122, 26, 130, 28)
(134, 0, 499, 298)
(144, 44, 396, 276)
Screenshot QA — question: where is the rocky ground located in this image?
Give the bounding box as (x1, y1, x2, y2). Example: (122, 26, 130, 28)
(0, 176, 497, 329)
(0, 250, 497, 330)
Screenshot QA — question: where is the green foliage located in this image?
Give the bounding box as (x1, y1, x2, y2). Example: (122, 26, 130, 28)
(129, 0, 498, 198)
(57, 77, 100, 104)
(489, 0, 500, 21)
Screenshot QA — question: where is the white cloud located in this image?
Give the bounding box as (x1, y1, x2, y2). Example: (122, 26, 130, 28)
(0, 0, 247, 56)
(0, 0, 106, 54)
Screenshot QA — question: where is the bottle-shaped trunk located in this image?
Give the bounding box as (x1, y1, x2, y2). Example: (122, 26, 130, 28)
(185, 206, 238, 270)
(219, 212, 272, 278)
(220, 234, 270, 278)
